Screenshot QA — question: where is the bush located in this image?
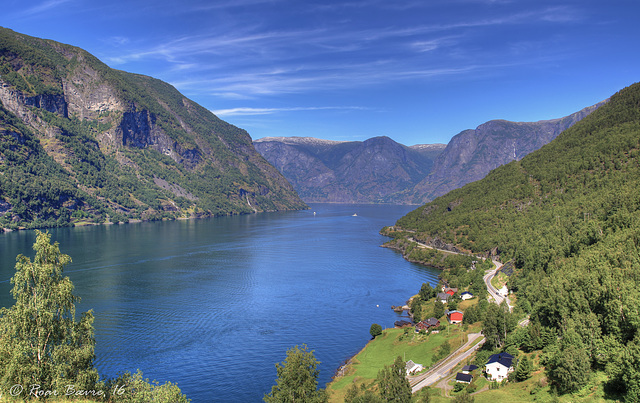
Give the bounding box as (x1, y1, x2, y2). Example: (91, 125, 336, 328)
(104, 370, 190, 402)
(370, 323, 383, 339)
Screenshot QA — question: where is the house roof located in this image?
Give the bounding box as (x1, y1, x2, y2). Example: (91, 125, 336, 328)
(446, 309, 464, 316)
(426, 317, 440, 326)
(455, 373, 473, 383)
(486, 352, 514, 368)
(462, 365, 478, 372)
(437, 292, 451, 300)
(461, 291, 473, 296)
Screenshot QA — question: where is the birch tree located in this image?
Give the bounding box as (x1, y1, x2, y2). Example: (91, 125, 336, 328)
(0, 230, 98, 394)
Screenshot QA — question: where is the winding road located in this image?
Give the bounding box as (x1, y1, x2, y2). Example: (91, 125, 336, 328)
(398, 235, 514, 393)
(483, 259, 513, 311)
(406, 235, 512, 310)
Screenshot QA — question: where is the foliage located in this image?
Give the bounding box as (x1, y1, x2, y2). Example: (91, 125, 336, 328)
(482, 302, 516, 350)
(344, 382, 382, 403)
(376, 356, 412, 402)
(606, 334, 640, 402)
(419, 282, 436, 300)
(102, 369, 190, 402)
(370, 323, 383, 339)
(546, 329, 591, 393)
(0, 27, 306, 231)
(264, 344, 328, 403)
(452, 391, 475, 402)
(0, 231, 98, 395)
(391, 81, 640, 399)
(513, 355, 533, 382)
(433, 300, 445, 319)
(434, 340, 452, 362)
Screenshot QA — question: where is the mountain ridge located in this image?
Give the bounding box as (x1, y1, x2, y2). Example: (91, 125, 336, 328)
(386, 80, 640, 399)
(0, 27, 306, 230)
(255, 101, 604, 205)
(254, 135, 444, 203)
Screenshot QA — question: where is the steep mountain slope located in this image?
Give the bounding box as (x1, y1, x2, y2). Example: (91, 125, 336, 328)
(0, 27, 306, 230)
(403, 101, 606, 204)
(253, 136, 445, 203)
(387, 82, 640, 399)
(255, 104, 602, 205)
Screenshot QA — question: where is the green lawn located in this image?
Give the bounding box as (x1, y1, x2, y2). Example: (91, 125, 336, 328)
(327, 325, 470, 401)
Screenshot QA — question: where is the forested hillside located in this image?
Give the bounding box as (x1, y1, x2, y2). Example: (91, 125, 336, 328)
(0, 27, 306, 230)
(390, 81, 640, 399)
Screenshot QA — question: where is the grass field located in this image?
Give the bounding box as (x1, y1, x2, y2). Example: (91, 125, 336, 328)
(327, 325, 471, 402)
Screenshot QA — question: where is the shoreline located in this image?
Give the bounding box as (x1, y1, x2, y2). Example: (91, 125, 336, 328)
(0, 206, 310, 235)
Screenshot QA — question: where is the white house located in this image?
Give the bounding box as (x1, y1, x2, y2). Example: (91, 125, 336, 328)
(460, 291, 474, 300)
(497, 285, 509, 297)
(405, 360, 424, 375)
(485, 352, 514, 382)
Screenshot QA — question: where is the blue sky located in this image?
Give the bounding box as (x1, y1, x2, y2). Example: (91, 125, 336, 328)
(2, 0, 638, 145)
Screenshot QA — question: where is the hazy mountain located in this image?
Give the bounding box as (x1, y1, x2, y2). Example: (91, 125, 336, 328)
(254, 103, 603, 205)
(402, 101, 607, 204)
(0, 27, 306, 230)
(253, 136, 445, 203)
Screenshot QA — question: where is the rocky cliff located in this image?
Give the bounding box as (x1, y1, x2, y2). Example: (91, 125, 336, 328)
(255, 102, 604, 205)
(0, 27, 306, 230)
(254, 136, 445, 203)
(402, 101, 607, 204)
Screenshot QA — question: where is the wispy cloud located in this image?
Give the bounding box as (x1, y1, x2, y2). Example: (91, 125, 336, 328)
(101, 3, 583, 101)
(212, 106, 368, 117)
(19, 0, 74, 16)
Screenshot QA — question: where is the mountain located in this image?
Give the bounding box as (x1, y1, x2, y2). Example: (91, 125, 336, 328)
(401, 101, 607, 204)
(254, 103, 603, 205)
(387, 82, 640, 398)
(253, 136, 445, 203)
(0, 27, 306, 230)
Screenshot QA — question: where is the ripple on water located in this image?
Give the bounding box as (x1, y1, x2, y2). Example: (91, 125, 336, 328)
(0, 205, 440, 402)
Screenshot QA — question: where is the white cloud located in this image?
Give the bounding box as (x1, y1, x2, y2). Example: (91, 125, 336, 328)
(212, 106, 367, 117)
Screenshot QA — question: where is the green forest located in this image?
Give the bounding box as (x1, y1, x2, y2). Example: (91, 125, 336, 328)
(0, 27, 305, 231)
(389, 81, 640, 400)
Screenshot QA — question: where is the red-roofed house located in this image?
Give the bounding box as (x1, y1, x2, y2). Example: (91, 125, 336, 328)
(446, 309, 464, 324)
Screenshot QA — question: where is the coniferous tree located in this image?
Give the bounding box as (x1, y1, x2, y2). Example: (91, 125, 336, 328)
(514, 355, 533, 382)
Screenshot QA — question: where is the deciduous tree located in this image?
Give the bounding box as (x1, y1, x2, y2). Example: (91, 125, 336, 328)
(376, 356, 411, 402)
(0, 231, 98, 394)
(264, 344, 328, 403)
(370, 323, 383, 339)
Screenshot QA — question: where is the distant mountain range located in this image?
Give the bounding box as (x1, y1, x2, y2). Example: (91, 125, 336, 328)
(254, 102, 606, 204)
(253, 136, 444, 203)
(0, 27, 306, 230)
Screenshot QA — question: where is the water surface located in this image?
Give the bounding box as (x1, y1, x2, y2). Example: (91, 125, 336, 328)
(0, 203, 439, 402)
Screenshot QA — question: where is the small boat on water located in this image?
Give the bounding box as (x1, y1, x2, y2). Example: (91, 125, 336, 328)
(352, 213, 358, 216)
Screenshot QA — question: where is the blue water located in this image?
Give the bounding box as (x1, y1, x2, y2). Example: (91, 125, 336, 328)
(0, 203, 439, 402)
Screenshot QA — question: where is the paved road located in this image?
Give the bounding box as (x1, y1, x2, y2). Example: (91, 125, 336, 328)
(396, 232, 513, 394)
(410, 333, 485, 393)
(483, 259, 513, 311)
